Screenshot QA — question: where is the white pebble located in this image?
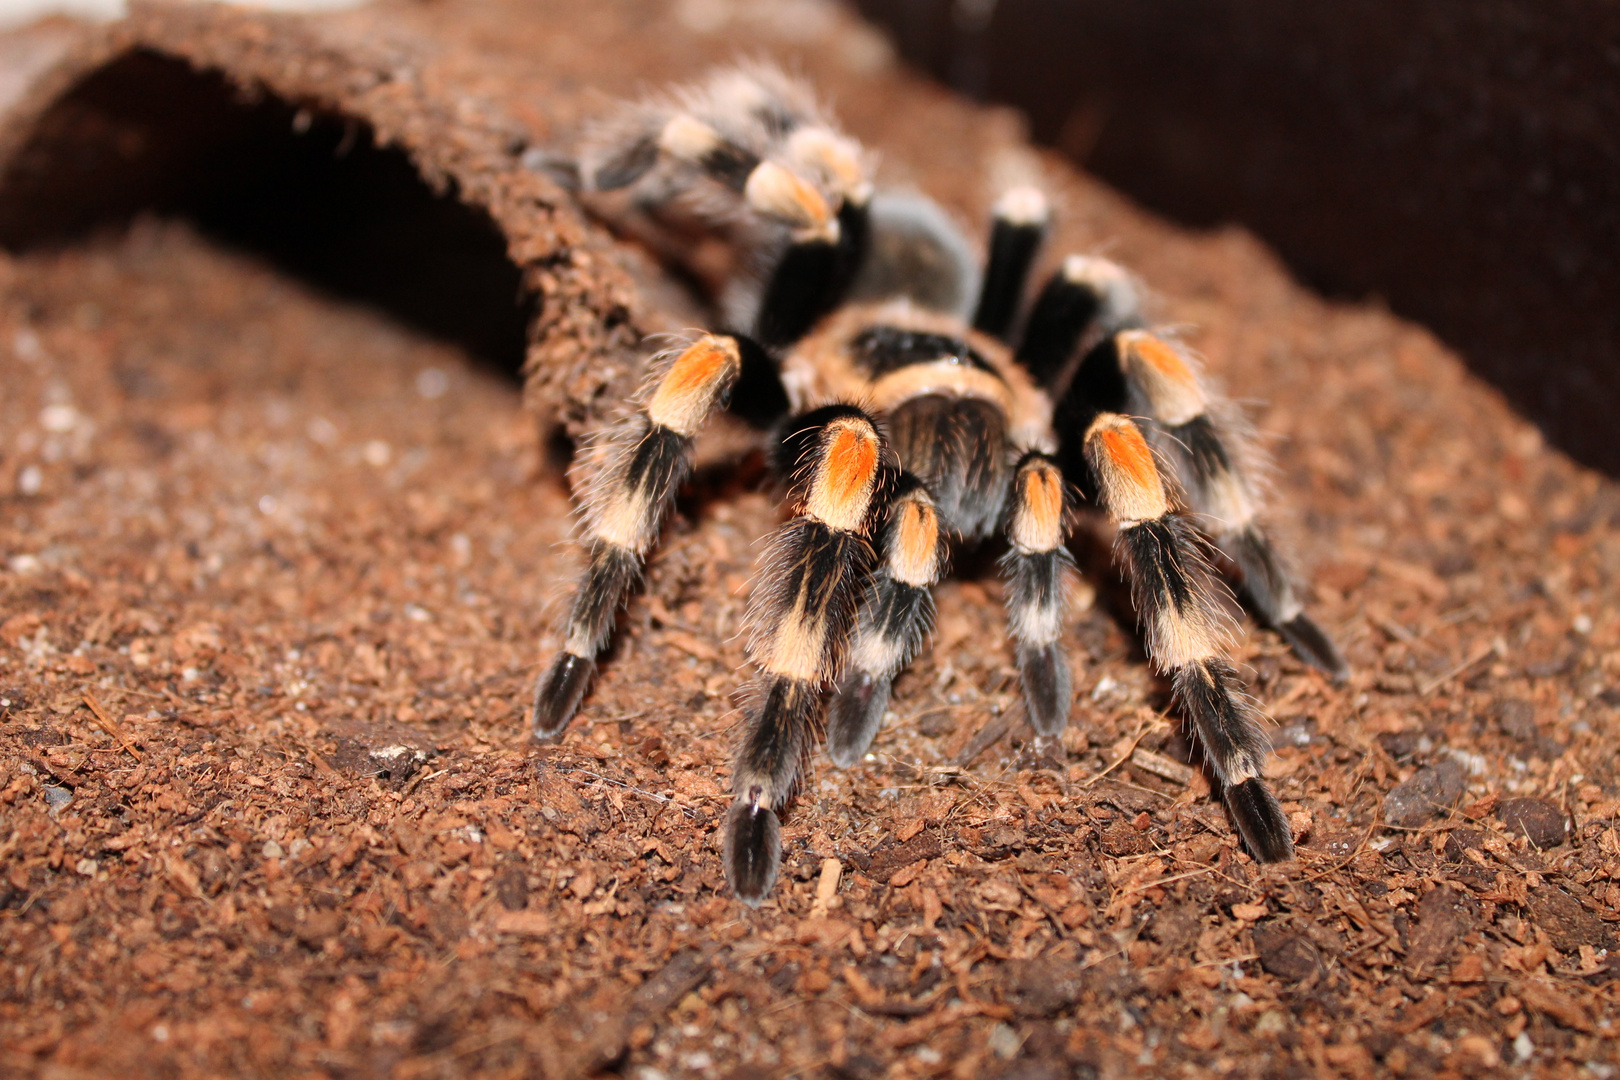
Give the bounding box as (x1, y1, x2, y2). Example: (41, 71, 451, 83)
(39, 404, 77, 432)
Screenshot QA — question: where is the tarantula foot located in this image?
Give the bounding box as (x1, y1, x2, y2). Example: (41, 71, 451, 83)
(724, 799, 782, 906)
(1017, 641, 1073, 736)
(1225, 777, 1295, 862)
(826, 670, 891, 767)
(531, 652, 593, 738)
(1276, 613, 1350, 684)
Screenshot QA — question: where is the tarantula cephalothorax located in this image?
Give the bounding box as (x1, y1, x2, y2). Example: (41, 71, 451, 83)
(531, 67, 1347, 905)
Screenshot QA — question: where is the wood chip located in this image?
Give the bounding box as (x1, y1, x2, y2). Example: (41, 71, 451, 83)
(1130, 747, 1193, 785)
(809, 857, 841, 917)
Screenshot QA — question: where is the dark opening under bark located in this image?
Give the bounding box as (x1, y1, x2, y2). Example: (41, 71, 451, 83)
(0, 49, 530, 379)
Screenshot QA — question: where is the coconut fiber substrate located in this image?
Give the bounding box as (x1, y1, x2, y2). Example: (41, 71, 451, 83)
(0, 2, 1616, 1078)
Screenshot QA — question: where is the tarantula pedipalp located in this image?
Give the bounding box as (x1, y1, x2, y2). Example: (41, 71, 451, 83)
(532, 67, 1347, 905)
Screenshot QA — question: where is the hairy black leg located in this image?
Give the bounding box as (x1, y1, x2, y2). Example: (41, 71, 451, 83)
(532, 335, 748, 737)
(726, 408, 894, 904)
(973, 187, 1050, 342)
(1015, 256, 1140, 390)
(1000, 451, 1078, 735)
(754, 197, 870, 348)
(1084, 413, 1294, 862)
(1111, 330, 1349, 682)
(827, 475, 946, 766)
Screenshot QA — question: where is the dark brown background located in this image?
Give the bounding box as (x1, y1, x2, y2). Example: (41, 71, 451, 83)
(857, 0, 1620, 475)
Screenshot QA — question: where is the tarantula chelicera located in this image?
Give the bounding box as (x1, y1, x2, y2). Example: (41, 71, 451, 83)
(532, 68, 1347, 905)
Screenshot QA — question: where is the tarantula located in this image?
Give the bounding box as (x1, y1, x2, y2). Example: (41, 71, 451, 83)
(532, 68, 1346, 905)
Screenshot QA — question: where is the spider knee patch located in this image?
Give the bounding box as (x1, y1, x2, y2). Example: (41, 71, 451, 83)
(1084, 413, 1171, 526)
(801, 413, 888, 533)
(1117, 330, 1206, 427)
(646, 334, 743, 436)
(656, 114, 836, 236)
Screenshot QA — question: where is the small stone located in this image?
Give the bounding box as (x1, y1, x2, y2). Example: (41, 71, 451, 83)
(987, 1023, 1023, 1060)
(1007, 950, 1084, 1017)
(1377, 729, 1426, 760)
(1252, 924, 1321, 983)
(1525, 888, 1614, 953)
(1383, 759, 1465, 828)
(262, 840, 285, 860)
(915, 708, 955, 738)
(495, 864, 529, 911)
(1496, 797, 1567, 847)
(295, 910, 344, 947)
(1493, 699, 1537, 743)
(42, 784, 72, 812)
(1252, 1010, 1288, 1038)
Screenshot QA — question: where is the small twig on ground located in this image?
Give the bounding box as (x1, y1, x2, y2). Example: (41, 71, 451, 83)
(82, 693, 142, 761)
(402, 767, 447, 796)
(554, 766, 696, 817)
(1419, 641, 1496, 696)
(1083, 714, 1169, 788)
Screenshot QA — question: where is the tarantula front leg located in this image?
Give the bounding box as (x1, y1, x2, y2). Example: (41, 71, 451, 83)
(1084, 413, 1294, 862)
(1000, 450, 1080, 735)
(531, 334, 746, 736)
(825, 475, 947, 766)
(727, 406, 894, 904)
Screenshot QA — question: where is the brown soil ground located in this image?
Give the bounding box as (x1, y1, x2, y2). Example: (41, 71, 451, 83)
(2, 2, 1618, 1079)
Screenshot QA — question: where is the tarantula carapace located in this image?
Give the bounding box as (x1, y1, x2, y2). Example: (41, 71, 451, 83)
(532, 68, 1346, 905)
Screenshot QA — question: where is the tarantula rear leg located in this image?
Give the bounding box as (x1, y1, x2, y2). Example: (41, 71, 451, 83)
(1107, 330, 1349, 681)
(1015, 255, 1142, 390)
(1035, 256, 1348, 682)
(826, 475, 947, 766)
(972, 187, 1052, 342)
(1084, 413, 1294, 862)
(531, 334, 744, 736)
(577, 73, 874, 348)
(728, 406, 893, 903)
